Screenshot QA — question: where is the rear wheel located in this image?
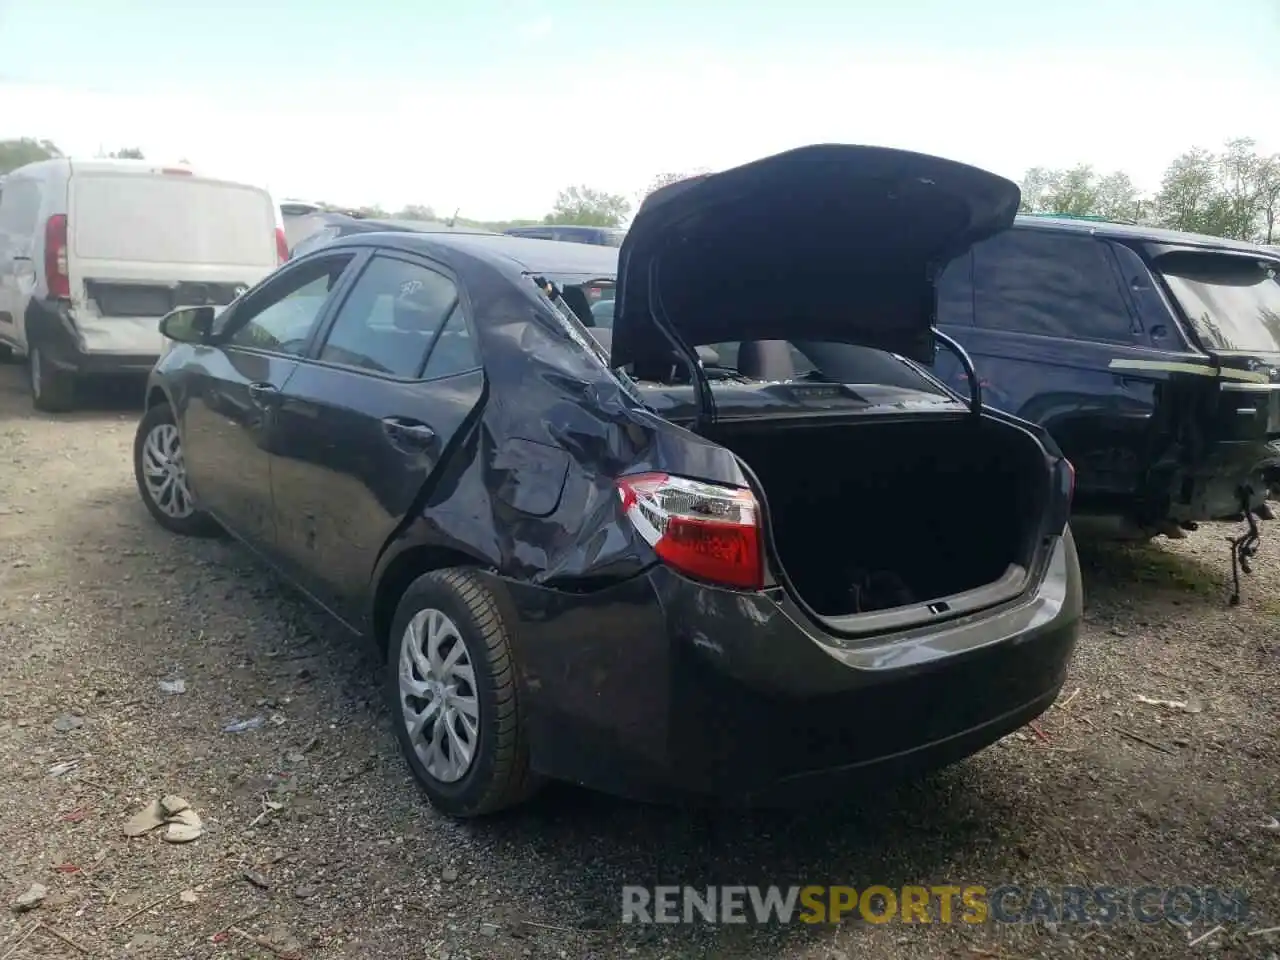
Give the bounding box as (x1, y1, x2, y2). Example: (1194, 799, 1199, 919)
(133, 402, 220, 536)
(386, 568, 540, 817)
(28, 347, 76, 412)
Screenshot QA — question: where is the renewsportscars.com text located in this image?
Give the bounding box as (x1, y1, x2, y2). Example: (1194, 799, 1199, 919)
(621, 885, 1250, 925)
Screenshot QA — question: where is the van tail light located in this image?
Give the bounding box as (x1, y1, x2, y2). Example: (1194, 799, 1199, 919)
(44, 215, 69, 299)
(617, 472, 763, 590)
(275, 227, 289, 264)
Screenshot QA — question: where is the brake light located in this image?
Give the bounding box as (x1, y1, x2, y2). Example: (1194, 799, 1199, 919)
(44, 215, 69, 299)
(617, 472, 763, 590)
(275, 227, 289, 264)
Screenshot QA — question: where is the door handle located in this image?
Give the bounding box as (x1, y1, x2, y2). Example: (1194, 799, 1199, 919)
(381, 417, 436, 449)
(247, 382, 279, 405)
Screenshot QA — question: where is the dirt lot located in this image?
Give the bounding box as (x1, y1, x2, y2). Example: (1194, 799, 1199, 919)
(0, 363, 1277, 960)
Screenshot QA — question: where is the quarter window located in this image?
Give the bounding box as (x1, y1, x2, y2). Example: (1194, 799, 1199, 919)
(227, 254, 353, 355)
(317, 255, 459, 378)
(972, 230, 1135, 342)
(421, 307, 481, 379)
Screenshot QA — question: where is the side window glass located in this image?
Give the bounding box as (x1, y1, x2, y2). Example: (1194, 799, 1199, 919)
(936, 252, 974, 326)
(228, 255, 353, 355)
(421, 307, 480, 379)
(972, 230, 1135, 342)
(318, 255, 458, 377)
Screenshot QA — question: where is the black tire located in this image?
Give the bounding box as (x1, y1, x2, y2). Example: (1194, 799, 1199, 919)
(28, 346, 76, 413)
(133, 402, 221, 536)
(386, 568, 540, 817)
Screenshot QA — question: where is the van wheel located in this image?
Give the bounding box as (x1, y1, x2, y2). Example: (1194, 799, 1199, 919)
(133, 402, 220, 536)
(386, 568, 540, 818)
(28, 347, 76, 413)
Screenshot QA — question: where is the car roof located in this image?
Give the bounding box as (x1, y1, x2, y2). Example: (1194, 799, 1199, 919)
(1014, 214, 1278, 258)
(332, 230, 620, 279)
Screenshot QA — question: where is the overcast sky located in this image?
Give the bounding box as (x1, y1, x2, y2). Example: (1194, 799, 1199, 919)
(0, 0, 1276, 220)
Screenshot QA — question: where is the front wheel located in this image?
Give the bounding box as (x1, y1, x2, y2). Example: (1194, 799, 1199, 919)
(28, 347, 76, 412)
(133, 402, 220, 536)
(386, 568, 540, 817)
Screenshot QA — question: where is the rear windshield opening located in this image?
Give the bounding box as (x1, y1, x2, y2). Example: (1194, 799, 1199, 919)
(1158, 252, 1280, 353)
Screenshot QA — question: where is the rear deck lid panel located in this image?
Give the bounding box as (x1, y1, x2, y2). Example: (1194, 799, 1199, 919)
(611, 144, 1021, 368)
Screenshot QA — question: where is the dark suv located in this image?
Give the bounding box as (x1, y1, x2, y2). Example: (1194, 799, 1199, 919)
(135, 145, 1080, 817)
(930, 216, 1280, 541)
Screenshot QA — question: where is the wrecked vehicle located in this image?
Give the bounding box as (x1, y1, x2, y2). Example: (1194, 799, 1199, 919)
(134, 145, 1081, 816)
(929, 216, 1280, 586)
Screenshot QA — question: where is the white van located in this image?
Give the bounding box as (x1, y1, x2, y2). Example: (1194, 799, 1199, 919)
(0, 159, 286, 411)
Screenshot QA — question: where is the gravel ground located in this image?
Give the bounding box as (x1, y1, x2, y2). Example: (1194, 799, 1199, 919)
(0, 362, 1278, 960)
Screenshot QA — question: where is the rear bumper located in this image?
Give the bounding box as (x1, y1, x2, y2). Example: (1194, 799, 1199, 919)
(25, 298, 160, 376)
(486, 529, 1082, 804)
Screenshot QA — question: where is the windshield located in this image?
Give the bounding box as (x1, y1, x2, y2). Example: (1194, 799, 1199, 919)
(1159, 252, 1280, 353)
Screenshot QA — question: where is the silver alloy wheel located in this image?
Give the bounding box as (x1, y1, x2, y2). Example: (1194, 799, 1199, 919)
(399, 608, 480, 783)
(140, 423, 195, 519)
(29, 348, 41, 397)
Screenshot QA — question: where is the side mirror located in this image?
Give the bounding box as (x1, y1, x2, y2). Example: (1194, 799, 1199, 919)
(159, 305, 215, 344)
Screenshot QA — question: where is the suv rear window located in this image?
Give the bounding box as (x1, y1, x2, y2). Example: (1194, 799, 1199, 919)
(1158, 253, 1280, 352)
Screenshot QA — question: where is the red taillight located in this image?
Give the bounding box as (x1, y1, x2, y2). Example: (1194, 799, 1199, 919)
(617, 472, 763, 590)
(275, 227, 289, 264)
(44, 215, 69, 299)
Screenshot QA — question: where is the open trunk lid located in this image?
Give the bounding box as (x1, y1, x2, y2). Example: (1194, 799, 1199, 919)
(610, 143, 1021, 369)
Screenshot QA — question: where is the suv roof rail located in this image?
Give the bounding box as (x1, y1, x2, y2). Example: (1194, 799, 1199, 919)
(1022, 212, 1139, 226)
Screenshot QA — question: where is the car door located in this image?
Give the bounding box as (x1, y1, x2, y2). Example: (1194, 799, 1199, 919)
(179, 250, 363, 553)
(268, 250, 486, 625)
(936, 227, 1164, 505)
(0, 178, 42, 348)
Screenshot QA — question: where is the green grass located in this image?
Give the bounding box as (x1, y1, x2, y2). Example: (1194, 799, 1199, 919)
(1076, 539, 1222, 596)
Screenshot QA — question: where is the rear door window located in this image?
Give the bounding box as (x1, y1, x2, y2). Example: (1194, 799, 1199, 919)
(971, 229, 1136, 343)
(1158, 253, 1280, 352)
(316, 254, 460, 378)
(71, 173, 277, 266)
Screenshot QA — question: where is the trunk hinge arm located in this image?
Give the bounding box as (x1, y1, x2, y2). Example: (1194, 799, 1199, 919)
(647, 261, 716, 431)
(933, 328, 983, 416)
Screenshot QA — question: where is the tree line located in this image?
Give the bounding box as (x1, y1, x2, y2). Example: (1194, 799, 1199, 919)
(4, 135, 1274, 243)
(1018, 137, 1277, 243)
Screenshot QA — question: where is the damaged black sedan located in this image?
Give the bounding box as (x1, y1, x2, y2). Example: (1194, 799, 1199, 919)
(134, 144, 1082, 817)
